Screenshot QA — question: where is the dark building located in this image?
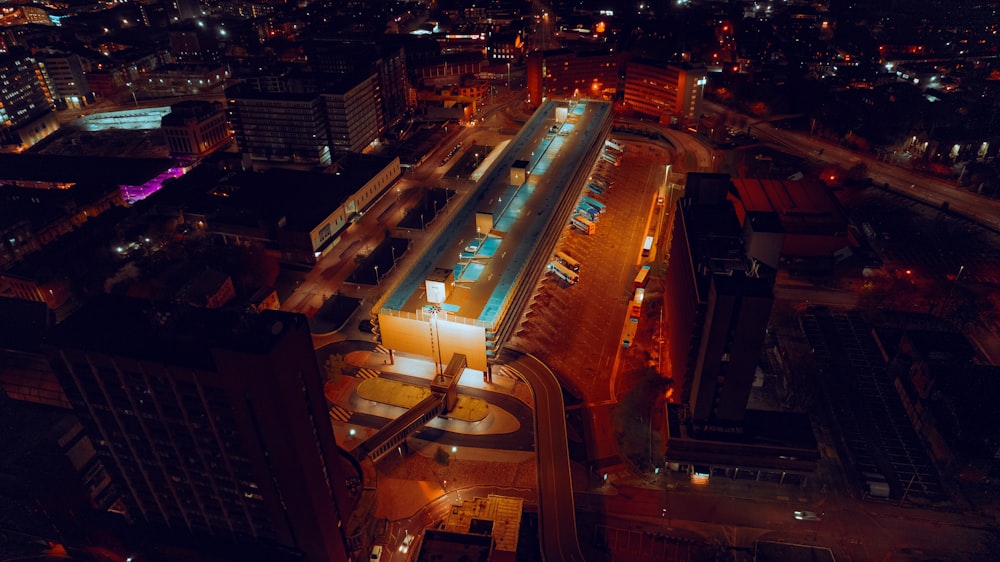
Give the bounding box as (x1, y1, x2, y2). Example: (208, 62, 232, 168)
(526, 48, 619, 107)
(307, 37, 409, 133)
(226, 84, 331, 164)
(46, 296, 354, 562)
(661, 174, 817, 486)
(665, 173, 778, 427)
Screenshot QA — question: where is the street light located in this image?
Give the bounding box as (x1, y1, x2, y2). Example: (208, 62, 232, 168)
(374, 265, 380, 285)
(420, 213, 425, 230)
(507, 62, 511, 86)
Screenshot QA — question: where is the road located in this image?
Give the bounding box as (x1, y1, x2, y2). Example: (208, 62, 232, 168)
(500, 349, 586, 562)
(747, 120, 1000, 233)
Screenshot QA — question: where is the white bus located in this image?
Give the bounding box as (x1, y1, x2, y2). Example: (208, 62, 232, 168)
(548, 260, 579, 284)
(642, 235, 654, 257)
(555, 251, 581, 272)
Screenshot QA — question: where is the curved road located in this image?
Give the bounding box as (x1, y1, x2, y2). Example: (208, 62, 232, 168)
(500, 348, 585, 562)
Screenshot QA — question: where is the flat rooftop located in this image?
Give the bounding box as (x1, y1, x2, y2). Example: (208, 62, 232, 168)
(380, 100, 611, 326)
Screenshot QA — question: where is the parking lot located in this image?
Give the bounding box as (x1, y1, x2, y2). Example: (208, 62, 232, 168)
(509, 141, 671, 404)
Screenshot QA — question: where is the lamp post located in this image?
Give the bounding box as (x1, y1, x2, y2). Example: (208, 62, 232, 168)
(391, 245, 397, 265)
(374, 265, 380, 285)
(507, 62, 511, 86)
(420, 213, 425, 231)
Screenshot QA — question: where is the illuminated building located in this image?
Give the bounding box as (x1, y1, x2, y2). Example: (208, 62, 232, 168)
(623, 60, 707, 124)
(46, 296, 355, 562)
(35, 52, 90, 108)
(526, 48, 619, 107)
(0, 51, 57, 151)
(161, 100, 232, 161)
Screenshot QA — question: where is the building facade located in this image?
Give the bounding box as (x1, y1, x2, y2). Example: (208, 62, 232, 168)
(36, 53, 90, 108)
(47, 298, 354, 562)
(624, 61, 707, 124)
(665, 173, 776, 427)
(0, 51, 57, 151)
(526, 48, 618, 107)
(226, 85, 331, 164)
(161, 100, 232, 160)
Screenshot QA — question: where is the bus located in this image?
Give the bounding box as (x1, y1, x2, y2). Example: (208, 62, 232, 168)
(570, 214, 596, 234)
(605, 138, 624, 152)
(555, 250, 581, 272)
(587, 182, 605, 195)
(633, 265, 651, 288)
(576, 203, 599, 221)
(641, 235, 654, 257)
(548, 260, 579, 284)
(580, 195, 606, 214)
(630, 288, 645, 319)
(622, 317, 638, 348)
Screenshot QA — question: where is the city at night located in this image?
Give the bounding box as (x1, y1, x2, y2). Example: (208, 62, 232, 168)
(2, 0, 1000, 561)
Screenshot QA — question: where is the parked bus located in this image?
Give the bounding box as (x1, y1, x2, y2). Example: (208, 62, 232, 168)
(630, 288, 645, 319)
(576, 204, 598, 221)
(570, 214, 596, 234)
(605, 138, 624, 152)
(622, 317, 638, 348)
(580, 195, 606, 214)
(601, 154, 619, 166)
(548, 260, 579, 284)
(633, 265, 651, 288)
(590, 176, 611, 189)
(555, 250, 581, 272)
(641, 235, 654, 257)
(587, 183, 605, 195)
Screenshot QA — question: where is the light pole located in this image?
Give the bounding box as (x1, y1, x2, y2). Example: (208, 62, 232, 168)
(374, 265, 380, 285)
(507, 62, 511, 86)
(420, 213, 425, 231)
(391, 245, 397, 265)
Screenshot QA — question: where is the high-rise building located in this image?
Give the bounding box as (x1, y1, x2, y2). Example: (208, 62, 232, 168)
(623, 60, 707, 124)
(46, 296, 354, 562)
(35, 52, 90, 108)
(226, 84, 331, 164)
(321, 74, 381, 155)
(0, 51, 57, 151)
(665, 173, 776, 427)
(307, 38, 409, 132)
(526, 48, 619, 108)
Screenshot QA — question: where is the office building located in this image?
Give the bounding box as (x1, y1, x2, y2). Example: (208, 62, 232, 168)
(307, 38, 409, 132)
(46, 296, 354, 562)
(35, 52, 90, 108)
(0, 51, 57, 151)
(624, 60, 707, 124)
(226, 84, 331, 164)
(526, 48, 619, 107)
(161, 100, 232, 160)
(322, 74, 382, 155)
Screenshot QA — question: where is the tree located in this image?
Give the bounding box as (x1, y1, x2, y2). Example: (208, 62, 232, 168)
(324, 354, 346, 384)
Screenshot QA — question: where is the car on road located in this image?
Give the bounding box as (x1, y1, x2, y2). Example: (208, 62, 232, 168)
(370, 545, 383, 561)
(794, 510, 821, 521)
(399, 531, 415, 553)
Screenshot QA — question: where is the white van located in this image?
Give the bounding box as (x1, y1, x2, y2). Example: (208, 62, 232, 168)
(370, 545, 383, 562)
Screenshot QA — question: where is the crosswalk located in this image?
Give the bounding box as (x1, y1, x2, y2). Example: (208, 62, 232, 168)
(356, 367, 380, 380)
(328, 405, 352, 423)
(374, 344, 391, 355)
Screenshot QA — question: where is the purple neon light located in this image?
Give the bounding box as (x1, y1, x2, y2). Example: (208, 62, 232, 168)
(120, 166, 188, 203)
